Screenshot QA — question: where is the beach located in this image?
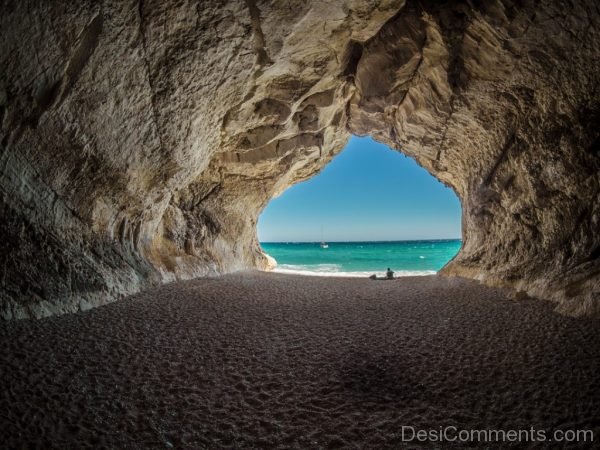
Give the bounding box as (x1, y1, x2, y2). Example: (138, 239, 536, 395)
(1, 272, 599, 448)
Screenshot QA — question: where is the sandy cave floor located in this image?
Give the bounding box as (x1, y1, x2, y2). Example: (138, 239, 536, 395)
(1, 272, 600, 449)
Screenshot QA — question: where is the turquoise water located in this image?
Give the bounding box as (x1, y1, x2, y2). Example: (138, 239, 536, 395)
(260, 240, 462, 277)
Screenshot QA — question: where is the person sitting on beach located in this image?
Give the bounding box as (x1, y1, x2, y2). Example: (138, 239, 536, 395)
(386, 268, 394, 279)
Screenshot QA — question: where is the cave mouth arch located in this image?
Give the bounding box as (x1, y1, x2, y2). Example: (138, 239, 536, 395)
(256, 135, 462, 277)
(0, 0, 598, 319)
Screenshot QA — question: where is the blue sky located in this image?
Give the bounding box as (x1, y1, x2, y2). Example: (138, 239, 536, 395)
(257, 136, 461, 242)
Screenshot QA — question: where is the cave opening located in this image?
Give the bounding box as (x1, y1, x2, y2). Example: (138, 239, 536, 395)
(257, 136, 462, 277)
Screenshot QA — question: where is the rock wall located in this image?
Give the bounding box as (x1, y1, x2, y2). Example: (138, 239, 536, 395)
(0, 0, 598, 318)
(347, 0, 600, 316)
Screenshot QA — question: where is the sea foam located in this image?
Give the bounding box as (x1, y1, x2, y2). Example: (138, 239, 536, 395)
(273, 264, 435, 278)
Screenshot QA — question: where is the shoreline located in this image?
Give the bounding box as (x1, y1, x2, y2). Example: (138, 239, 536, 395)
(269, 267, 437, 278)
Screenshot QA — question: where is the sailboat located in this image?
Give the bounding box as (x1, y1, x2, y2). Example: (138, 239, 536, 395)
(320, 225, 329, 249)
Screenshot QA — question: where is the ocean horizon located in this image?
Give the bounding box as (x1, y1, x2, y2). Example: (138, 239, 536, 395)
(260, 239, 462, 278)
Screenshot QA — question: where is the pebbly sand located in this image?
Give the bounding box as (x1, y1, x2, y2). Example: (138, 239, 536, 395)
(1, 272, 600, 449)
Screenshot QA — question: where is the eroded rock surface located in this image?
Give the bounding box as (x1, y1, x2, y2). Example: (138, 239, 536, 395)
(0, 0, 598, 318)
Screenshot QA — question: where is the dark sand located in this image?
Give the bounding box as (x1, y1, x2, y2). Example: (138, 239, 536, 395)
(1, 272, 600, 449)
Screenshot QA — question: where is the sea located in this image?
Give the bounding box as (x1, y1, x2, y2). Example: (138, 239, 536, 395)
(260, 239, 462, 278)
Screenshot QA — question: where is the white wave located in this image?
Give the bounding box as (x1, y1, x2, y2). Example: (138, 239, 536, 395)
(271, 267, 436, 278)
(277, 263, 343, 272)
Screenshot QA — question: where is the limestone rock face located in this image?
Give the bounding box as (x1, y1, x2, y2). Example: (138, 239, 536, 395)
(0, 0, 598, 318)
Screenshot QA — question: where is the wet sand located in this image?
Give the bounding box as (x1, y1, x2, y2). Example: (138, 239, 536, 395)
(1, 272, 599, 449)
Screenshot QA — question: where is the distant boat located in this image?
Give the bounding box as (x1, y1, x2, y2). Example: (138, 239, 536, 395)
(320, 225, 328, 249)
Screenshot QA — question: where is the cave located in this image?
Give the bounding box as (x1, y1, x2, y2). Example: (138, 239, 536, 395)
(0, 0, 600, 319)
(1, 0, 598, 319)
(2, 1, 600, 447)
